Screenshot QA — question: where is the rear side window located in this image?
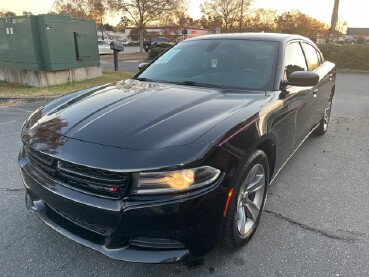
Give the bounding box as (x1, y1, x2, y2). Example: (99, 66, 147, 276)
(302, 43, 320, 70)
(317, 49, 324, 64)
(284, 42, 307, 80)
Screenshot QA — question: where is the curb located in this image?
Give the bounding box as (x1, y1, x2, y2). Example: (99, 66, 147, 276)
(0, 96, 60, 102)
(336, 69, 369, 74)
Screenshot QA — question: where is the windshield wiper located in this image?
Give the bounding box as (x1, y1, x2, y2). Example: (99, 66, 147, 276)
(174, 80, 224, 89)
(135, 77, 154, 82)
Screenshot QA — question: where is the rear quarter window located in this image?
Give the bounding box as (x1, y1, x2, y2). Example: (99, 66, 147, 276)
(302, 43, 321, 70)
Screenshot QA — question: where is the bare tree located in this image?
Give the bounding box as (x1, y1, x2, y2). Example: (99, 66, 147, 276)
(52, 0, 108, 39)
(52, 0, 89, 18)
(244, 9, 277, 32)
(109, 0, 188, 52)
(88, 0, 108, 40)
(200, 0, 253, 33)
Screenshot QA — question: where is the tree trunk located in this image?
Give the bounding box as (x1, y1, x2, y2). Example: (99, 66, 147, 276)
(330, 0, 340, 41)
(139, 28, 144, 53)
(101, 17, 104, 40)
(239, 0, 244, 32)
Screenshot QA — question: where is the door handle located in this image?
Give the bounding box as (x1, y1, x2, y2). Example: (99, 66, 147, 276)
(313, 89, 318, 98)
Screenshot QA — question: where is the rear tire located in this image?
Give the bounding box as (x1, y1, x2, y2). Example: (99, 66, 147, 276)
(222, 150, 269, 249)
(314, 97, 333, 136)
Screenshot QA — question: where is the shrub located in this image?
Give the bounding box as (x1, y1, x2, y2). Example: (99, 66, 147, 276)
(357, 37, 365, 44)
(318, 44, 369, 70)
(148, 47, 167, 60)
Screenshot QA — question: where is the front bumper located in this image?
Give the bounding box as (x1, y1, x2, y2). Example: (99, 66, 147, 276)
(19, 149, 228, 263)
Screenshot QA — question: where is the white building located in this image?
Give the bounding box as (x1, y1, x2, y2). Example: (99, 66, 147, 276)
(97, 26, 209, 41)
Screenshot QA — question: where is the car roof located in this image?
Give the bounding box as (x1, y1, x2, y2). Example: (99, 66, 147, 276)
(186, 33, 312, 44)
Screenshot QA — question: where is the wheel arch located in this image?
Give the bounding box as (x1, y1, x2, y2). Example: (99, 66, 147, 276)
(256, 137, 276, 182)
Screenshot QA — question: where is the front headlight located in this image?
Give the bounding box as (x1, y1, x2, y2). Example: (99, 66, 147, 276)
(132, 166, 221, 195)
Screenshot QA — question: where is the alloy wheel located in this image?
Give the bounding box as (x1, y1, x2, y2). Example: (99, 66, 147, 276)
(236, 164, 266, 237)
(323, 99, 332, 132)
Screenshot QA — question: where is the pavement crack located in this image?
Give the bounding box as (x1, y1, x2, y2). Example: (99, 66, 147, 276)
(1, 188, 25, 192)
(264, 209, 355, 242)
(337, 228, 369, 240)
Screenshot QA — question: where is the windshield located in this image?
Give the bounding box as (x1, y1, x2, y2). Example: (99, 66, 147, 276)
(137, 39, 278, 91)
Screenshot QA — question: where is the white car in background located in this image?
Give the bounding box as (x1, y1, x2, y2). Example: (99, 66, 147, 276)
(98, 40, 113, 55)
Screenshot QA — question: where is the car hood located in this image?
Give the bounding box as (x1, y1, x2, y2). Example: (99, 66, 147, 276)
(35, 80, 266, 150)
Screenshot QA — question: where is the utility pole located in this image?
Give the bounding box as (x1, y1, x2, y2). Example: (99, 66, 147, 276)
(329, 0, 340, 42)
(239, 0, 244, 32)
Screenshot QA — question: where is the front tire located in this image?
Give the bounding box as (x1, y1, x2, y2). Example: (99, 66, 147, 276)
(222, 150, 269, 249)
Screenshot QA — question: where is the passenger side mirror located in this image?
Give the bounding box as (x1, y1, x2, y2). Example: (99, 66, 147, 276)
(138, 62, 149, 71)
(283, 71, 319, 87)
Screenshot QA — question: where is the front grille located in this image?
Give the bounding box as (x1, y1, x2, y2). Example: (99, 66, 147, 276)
(45, 204, 106, 244)
(25, 145, 131, 199)
(53, 207, 113, 235)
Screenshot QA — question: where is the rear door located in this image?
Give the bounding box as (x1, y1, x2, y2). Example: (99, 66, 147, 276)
(302, 42, 335, 125)
(283, 41, 317, 146)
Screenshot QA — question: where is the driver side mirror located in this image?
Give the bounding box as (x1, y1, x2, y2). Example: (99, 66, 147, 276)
(282, 71, 319, 87)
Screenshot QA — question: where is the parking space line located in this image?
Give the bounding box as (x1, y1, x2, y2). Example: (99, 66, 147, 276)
(7, 107, 34, 113)
(0, 120, 17, 125)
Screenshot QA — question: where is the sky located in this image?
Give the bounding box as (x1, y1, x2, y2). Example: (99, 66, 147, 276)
(1, 0, 369, 27)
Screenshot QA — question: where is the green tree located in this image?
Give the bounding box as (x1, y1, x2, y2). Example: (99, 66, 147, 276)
(1, 11, 17, 17)
(115, 16, 131, 32)
(22, 11, 34, 16)
(103, 23, 115, 31)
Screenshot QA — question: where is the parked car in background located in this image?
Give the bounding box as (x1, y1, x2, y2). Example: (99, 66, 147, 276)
(115, 39, 138, 46)
(98, 40, 113, 55)
(19, 33, 335, 264)
(143, 37, 173, 52)
(125, 40, 139, 46)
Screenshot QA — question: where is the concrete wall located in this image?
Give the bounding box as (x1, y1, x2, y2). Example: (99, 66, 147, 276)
(0, 66, 102, 87)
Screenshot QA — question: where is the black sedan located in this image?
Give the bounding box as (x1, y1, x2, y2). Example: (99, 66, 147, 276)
(143, 37, 173, 52)
(19, 33, 336, 263)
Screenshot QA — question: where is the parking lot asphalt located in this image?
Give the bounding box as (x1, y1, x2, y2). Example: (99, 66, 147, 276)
(0, 72, 368, 276)
(99, 46, 142, 73)
(100, 59, 140, 73)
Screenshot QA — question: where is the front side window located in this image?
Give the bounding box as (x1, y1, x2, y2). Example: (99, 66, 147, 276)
(284, 42, 307, 80)
(137, 39, 278, 91)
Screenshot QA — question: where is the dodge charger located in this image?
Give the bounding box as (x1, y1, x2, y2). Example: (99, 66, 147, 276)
(19, 33, 336, 263)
